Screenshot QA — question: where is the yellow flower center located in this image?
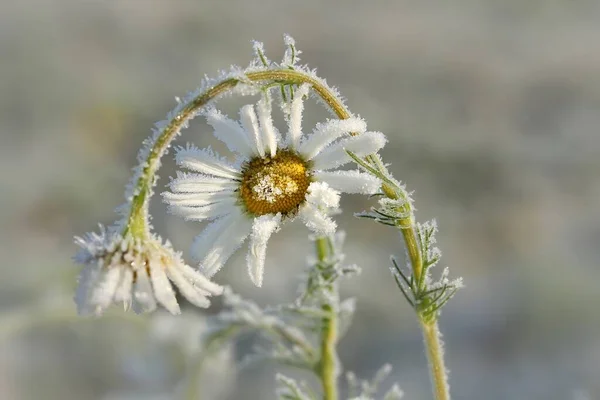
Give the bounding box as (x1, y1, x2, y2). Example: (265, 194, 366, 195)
(239, 150, 311, 216)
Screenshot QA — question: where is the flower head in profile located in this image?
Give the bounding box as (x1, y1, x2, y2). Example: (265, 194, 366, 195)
(74, 226, 223, 316)
(163, 84, 386, 287)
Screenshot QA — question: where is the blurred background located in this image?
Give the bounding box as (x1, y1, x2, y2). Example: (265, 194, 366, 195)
(2, 1, 600, 399)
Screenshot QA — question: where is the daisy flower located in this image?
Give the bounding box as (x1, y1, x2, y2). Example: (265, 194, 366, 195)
(74, 227, 223, 316)
(163, 84, 386, 287)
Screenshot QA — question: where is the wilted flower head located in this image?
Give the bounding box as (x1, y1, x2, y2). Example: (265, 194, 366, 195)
(74, 226, 222, 316)
(163, 84, 386, 287)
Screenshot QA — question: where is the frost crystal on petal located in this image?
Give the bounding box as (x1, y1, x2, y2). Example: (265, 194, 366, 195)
(73, 228, 222, 316)
(161, 41, 387, 287)
(247, 214, 282, 287)
(305, 181, 340, 209)
(314, 170, 381, 195)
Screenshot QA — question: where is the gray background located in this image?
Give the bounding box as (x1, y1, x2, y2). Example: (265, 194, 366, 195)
(1, 1, 599, 399)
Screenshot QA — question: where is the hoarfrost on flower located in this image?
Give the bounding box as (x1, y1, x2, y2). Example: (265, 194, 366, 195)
(163, 85, 385, 286)
(74, 227, 222, 316)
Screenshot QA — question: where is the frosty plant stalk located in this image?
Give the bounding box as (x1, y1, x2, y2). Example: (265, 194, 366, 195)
(74, 36, 462, 400)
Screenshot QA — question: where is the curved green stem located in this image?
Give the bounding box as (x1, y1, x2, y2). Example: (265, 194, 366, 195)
(123, 78, 240, 238)
(123, 65, 451, 399)
(122, 69, 351, 239)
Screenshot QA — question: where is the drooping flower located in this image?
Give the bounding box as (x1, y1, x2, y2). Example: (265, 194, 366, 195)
(163, 84, 386, 287)
(74, 226, 223, 316)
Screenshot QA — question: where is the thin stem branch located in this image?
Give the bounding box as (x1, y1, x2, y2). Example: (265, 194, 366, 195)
(419, 319, 450, 400)
(315, 237, 338, 400)
(401, 227, 423, 286)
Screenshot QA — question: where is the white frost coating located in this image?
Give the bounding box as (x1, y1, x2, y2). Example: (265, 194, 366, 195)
(200, 211, 253, 277)
(250, 174, 299, 203)
(166, 197, 236, 222)
(204, 107, 254, 157)
(117, 63, 261, 231)
(73, 228, 222, 316)
(286, 83, 311, 148)
(252, 40, 269, 66)
(247, 214, 281, 287)
(253, 175, 282, 203)
(132, 272, 157, 314)
(305, 181, 340, 209)
(314, 170, 381, 194)
(383, 384, 405, 400)
(89, 267, 122, 314)
(162, 57, 387, 286)
(178, 262, 224, 294)
(175, 145, 240, 179)
(256, 94, 279, 157)
(282, 34, 301, 67)
(275, 373, 312, 400)
(149, 258, 180, 314)
(162, 189, 235, 203)
(113, 268, 134, 310)
(169, 172, 237, 193)
(239, 104, 265, 157)
(190, 215, 233, 263)
(312, 131, 387, 170)
(298, 117, 367, 160)
(166, 265, 211, 308)
(279, 64, 348, 118)
(298, 203, 337, 236)
(162, 189, 234, 208)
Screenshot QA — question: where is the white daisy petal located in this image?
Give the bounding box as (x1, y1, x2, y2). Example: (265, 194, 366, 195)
(149, 258, 181, 315)
(314, 170, 381, 194)
(74, 260, 103, 316)
(286, 83, 310, 149)
(163, 190, 235, 208)
(298, 117, 367, 160)
(178, 263, 224, 295)
(257, 95, 279, 157)
(169, 173, 238, 193)
(132, 272, 158, 314)
(90, 267, 122, 315)
(113, 268, 134, 311)
(190, 215, 233, 263)
(312, 131, 387, 170)
(200, 211, 253, 277)
(154, 93, 388, 288)
(305, 181, 340, 209)
(165, 265, 211, 308)
(247, 213, 281, 287)
(239, 104, 265, 157)
(166, 197, 236, 222)
(204, 107, 254, 157)
(74, 230, 223, 315)
(176, 145, 240, 179)
(298, 203, 337, 236)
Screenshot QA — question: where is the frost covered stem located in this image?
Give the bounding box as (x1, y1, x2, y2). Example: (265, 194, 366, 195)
(124, 65, 449, 398)
(124, 78, 240, 238)
(124, 69, 350, 238)
(420, 319, 450, 400)
(315, 237, 339, 400)
(399, 225, 423, 286)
